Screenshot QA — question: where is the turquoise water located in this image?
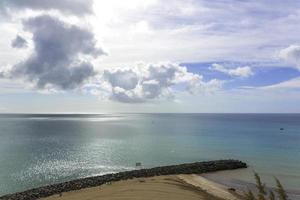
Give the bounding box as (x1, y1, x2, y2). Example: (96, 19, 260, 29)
(0, 113, 299, 196)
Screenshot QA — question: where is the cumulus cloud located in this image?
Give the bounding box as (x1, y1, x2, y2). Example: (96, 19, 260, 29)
(92, 63, 223, 103)
(278, 45, 300, 70)
(210, 63, 254, 78)
(103, 70, 139, 90)
(1, 0, 93, 16)
(11, 35, 28, 49)
(5, 15, 105, 90)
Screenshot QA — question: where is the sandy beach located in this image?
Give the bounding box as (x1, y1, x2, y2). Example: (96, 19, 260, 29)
(40, 174, 241, 200)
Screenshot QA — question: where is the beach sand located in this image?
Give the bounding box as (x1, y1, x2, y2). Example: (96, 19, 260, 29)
(40, 175, 241, 200)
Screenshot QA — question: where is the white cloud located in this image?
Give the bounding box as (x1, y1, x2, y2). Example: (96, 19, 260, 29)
(85, 62, 222, 103)
(1, 0, 300, 111)
(103, 69, 139, 90)
(278, 45, 300, 70)
(261, 77, 300, 90)
(3, 1, 300, 70)
(90, 0, 300, 68)
(210, 63, 254, 78)
(2, 0, 300, 70)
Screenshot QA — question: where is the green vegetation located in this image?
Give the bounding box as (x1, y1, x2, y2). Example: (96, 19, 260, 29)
(244, 173, 288, 200)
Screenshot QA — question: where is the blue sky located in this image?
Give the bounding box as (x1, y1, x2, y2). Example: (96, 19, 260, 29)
(184, 62, 300, 89)
(0, 0, 300, 113)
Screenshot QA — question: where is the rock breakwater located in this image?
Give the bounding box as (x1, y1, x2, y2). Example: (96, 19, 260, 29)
(0, 159, 247, 200)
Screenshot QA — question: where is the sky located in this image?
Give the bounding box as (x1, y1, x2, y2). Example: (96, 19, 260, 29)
(0, 0, 300, 113)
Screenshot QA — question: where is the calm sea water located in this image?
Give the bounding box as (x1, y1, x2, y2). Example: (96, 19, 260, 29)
(0, 113, 299, 196)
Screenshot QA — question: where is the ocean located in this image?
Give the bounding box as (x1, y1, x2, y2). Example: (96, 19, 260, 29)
(0, 113, 299, 196)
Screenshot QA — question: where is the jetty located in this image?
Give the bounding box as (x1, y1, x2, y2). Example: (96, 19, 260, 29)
(0, 159, 247, 200)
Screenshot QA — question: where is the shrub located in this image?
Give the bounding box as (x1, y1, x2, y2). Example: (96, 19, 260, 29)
(244, 173, 288, 200)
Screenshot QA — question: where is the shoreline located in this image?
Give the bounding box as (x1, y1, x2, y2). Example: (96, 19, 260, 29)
(0, 160, 247, 200)
(203, 170, 300, 200)
(41, 174, 242, 200)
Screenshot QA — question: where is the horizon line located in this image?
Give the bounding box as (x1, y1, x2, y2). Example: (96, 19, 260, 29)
(1, 112, 300, 115)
